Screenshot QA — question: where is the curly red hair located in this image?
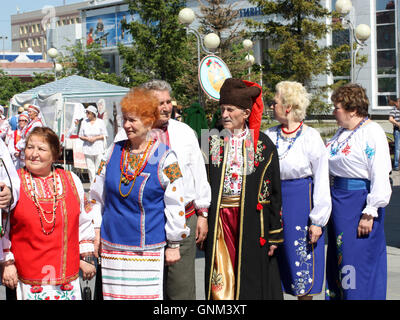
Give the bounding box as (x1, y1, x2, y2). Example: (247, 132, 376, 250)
(120, 87, 159, 127)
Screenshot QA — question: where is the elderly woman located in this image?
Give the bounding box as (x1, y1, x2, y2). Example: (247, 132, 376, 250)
(15, 104, 44, 168)
(325, 84, 392, 300)
(89, 87, 189, 300)
(265, 81, 331, 299)
(79, 105, 108, 184)
(1, 127, 96, 300)
(7, 113, 29, 170)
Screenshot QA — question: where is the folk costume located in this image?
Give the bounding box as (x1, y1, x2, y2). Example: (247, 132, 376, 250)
(3, 167, 95, 300)
(205, 79, 283, 300)
(325, 120, 392, 300)
(0, 138, 20, 261)
(265, 125, 331, 296)
(7, 113, 29, 170)
(161, 119, 211, 300)
(15, 105, 44, 166)
(89, 138, 190, 300)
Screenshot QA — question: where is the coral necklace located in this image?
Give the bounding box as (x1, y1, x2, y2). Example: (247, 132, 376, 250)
(281, 121, 303, 135)
(119, 140, 153, 198)
(27, 168, 59, 235)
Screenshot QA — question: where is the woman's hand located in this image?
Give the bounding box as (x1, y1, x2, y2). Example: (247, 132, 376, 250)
(309, 225, 322, 244)
(165, 247, 181, 266)
(2, 262, 18, 289)
(358, 214, 374, 237)
(80, 260, 96, 280)
(0, 183, 12, 209)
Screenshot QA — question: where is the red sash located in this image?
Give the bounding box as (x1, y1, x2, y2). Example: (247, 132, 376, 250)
(10, 168, 81, 285)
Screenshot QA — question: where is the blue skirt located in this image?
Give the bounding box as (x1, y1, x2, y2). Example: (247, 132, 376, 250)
(325, 177, 387, 300)
(278, 177, 325, 296)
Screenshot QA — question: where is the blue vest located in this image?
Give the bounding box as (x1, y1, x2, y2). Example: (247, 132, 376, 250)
(101, 140, 169, 250)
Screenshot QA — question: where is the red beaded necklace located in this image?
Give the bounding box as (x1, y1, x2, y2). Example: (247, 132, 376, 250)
(281, 121, 303, 135)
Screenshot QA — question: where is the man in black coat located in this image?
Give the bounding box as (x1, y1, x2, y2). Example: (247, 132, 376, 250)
(204, 78, 284, 300)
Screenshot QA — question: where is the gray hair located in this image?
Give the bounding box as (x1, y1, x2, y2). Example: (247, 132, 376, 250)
(141, 80, 172, 93)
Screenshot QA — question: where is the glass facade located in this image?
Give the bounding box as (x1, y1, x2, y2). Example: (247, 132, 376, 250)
(376, 0, 397, 106)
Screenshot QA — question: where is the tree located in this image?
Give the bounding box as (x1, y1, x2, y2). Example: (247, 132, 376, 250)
(247, 0, 353, 114)
(59, 41, 126, 86)
(175, 0, 258, 121)
(119, 0, 189, 87)
(0, 70, 28, 106)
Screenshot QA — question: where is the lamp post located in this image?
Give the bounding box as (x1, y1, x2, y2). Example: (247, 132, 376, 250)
(47, 47, 63, 81)
(335, 0, 371, 83)
(178, 8, 220, 105)
(0, 36, 8, 61)
(243, 39, 255, 80)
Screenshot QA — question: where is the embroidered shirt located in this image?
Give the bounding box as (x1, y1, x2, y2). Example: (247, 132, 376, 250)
(327, 121, 392, 217)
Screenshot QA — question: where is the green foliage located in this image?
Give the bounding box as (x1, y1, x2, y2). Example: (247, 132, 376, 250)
(247, 0, 361, 115)
(0, 70, 29, 106)
(119, 0, 188, 87)
(59, 41, 126, 86)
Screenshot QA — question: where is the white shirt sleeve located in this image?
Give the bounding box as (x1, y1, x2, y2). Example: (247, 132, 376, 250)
(307, 130, 332, 226)
(71, 172, 95, 254)
(0, 139, 19, 210)
(160, 150, 190, 243)
(362, 125, 392, 217)
(89, 143, 115, 228)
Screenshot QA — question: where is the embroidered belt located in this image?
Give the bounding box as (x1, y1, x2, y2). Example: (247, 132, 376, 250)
(220, 195, 241, 208)
(185, 201, 196, 218)
(330, 176, 370, 191)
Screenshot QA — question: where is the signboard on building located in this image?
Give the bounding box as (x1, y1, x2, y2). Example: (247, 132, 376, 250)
(86, 11, 139, 47)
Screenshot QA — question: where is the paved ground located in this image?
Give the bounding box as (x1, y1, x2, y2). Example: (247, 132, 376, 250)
(1, 170, 399, 300)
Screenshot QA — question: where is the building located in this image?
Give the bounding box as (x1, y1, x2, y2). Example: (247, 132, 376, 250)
(9, 0, 400, 115)
(10, 1, 89, 58)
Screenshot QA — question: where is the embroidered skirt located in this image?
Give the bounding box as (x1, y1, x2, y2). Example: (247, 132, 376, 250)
(100, 243, 164, 300)
(16, 278, 81, 300)
(278, 177, 325, 296)
(325, 177, 387, 300)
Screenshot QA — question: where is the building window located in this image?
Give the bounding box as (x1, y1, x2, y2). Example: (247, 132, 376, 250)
(376, 0, 397, 106)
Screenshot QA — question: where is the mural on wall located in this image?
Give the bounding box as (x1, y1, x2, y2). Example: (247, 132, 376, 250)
(86, 11, 138, 47)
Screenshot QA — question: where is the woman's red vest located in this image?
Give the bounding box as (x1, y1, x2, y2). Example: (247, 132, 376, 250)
(10, 168, 81, 285)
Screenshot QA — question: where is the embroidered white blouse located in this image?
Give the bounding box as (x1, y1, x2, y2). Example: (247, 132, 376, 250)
(223, 127, 249, 196)
(89, 139, 190, 244)
(326, 121, 392, 218)
(265, 125, 332, 227)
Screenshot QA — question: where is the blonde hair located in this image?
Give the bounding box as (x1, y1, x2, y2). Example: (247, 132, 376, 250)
(276, 81, 310, 122)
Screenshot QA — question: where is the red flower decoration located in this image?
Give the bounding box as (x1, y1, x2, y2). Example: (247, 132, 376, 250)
(231, 173, 239, 180)
(60, 283, 74, 291)
(245, 140, 251, 148)
(255, 161, 259, 167)
(256, 203, 263, 211)
(30, 285, 43, 293)
(259, 237, 267, 246)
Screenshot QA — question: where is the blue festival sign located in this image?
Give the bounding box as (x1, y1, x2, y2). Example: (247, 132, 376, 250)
(198, 55, 231, 101)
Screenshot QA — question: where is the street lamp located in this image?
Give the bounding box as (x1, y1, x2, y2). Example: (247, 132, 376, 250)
(47, 47, 63, 80)
(335, 0, 371, 83)
(178, 7, 221, 106)
(0, 36, 8, 61)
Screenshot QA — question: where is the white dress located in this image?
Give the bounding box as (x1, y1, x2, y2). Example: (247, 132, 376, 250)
(326, 121, 392, 217)
(265, 125, 331, 226)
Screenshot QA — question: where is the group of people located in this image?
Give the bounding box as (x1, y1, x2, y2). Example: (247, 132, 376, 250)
(0, 77, 392, 301)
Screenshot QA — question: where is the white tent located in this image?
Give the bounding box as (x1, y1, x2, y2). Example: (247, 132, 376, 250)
(10, 75, 129, 167)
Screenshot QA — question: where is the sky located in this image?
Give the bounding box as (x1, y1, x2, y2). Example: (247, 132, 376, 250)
(0, 0, 83, 51)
